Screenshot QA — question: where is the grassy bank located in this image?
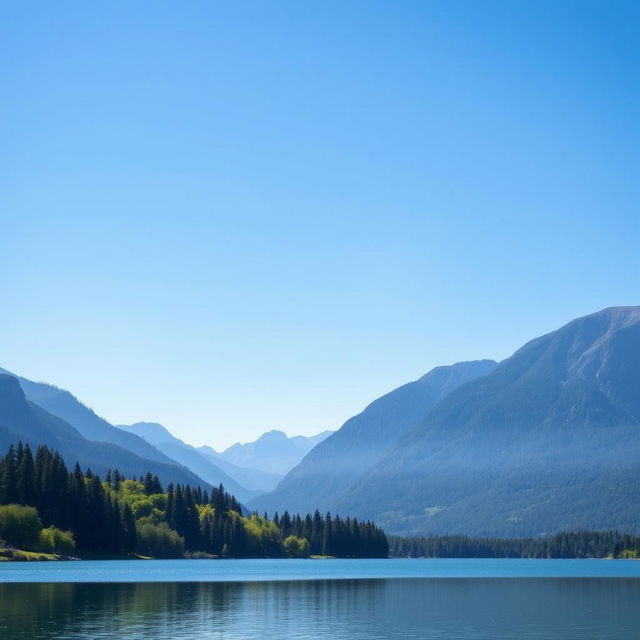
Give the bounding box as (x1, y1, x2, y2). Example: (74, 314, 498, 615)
(0, 546, 62, 561)
(0, 546, 156, 561)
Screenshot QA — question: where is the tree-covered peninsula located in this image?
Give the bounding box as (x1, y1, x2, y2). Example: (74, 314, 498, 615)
(0, 442, 388, 559)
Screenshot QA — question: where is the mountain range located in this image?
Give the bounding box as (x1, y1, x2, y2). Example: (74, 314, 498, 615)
(0, 366, 330, 503)
(114, 422, 265, 503)
(116, 422, 284, 502)
(252, 307, 640, 537)
(2, 305, 639, 538)
(202, 429, 333, 476)
(0, 373, 206, 488)
(0, 368, 182, 465)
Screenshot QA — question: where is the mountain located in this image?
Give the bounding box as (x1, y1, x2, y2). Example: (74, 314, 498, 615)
(250, 359, 497, 516)
(0, 374, 209, 488)
(116, 422, 275, 502)
(322, 306, 640, 536)
(196, 448, 283, 492)
(211, 429, 334, 476)
(0, 367, 174, 466)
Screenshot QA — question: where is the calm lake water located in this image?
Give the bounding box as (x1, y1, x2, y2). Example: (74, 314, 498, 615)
(1, 559, 639, 639)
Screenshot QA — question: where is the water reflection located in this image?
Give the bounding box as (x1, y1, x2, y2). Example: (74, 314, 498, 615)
(1, 579, 638, 639)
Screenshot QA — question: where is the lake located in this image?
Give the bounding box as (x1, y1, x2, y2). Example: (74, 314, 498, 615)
(1, 559, 639, 639)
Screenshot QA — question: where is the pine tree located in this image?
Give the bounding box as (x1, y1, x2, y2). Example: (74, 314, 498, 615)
(322, 512, 333, 556)
(311, 510, 323, 555)
(0, 445, 18, 504)
(122, 502, 137, 553)
(151, 475, 163, 494)
(280, 511, 291, 539)
(70, 462, 89, 548)
(201, 514, 212, 553)
(16, 443, 36, 506)
(166, 483, 175, 527)
(143, 472, 154, 495)
(171, 485, 188, 540)
(113, 469, 122, 491)
(183, 485, 201, 550)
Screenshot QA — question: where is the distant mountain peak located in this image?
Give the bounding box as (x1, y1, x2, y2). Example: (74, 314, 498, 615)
(257, 429, 288, 441)
(215, 429, 333, 476)
(116, 421, 265, 503)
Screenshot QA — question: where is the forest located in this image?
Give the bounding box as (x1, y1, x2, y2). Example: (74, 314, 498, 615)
(389, 531, 640, 559)
(0, 442, 388, 559)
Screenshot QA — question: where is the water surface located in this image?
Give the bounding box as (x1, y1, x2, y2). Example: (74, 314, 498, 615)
(1, 578, 639, 639)
(1, 557, 640, 582)
(1, 560, 639, 639)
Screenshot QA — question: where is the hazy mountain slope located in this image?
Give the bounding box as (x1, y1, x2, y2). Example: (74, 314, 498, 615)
(117, 422, 271, 502)
(250, 360, 497, 515)
(0, 367, 173, 465)
(197, 448, 283, 492)
(337, 306, 640, 536)
(0, 374, 210, 489)
(213, 429, 334, 476)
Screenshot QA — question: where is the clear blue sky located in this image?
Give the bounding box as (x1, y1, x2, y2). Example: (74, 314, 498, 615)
(2, 1, 638, 449)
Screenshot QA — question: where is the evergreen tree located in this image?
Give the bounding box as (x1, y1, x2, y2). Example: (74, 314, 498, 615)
(183, 485, 201, 550)
(122, 502, 137, 553)
(322, 512, 333, 556)
(112, 469, 122, 491)
(280, 511, 291, 539)
(0, 445, 18, 504)
(151, 475, 163, 494)
(171, 485, 188, 539)
(16, 443, 36, 506)
(166, 483, 175, 525)
(143, 472, 154, 495)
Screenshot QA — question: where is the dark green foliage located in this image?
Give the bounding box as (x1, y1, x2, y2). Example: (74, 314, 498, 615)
(0, 445, 18, 504)
(16, 443, 37, 506)
(142, 472, 163, 496)
(122, 503, 137, 553)
(389, 531, 640, 559)
(0, 442, 136, 554)
(0, 441, 388, 558)
(255, 510, 388, 558)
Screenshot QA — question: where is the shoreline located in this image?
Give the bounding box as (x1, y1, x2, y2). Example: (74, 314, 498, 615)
(1, 550, 637, 563)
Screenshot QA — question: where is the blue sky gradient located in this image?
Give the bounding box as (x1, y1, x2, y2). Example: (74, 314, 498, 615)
(2, 1, 638, 447)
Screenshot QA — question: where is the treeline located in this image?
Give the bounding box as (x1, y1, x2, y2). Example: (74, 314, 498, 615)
(272, 510, 388, 558)
(119, 476, 388, 558)
(0, 442, 388, 558)
(0, 443, 136, 554)
(389, 531, 640, 559)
